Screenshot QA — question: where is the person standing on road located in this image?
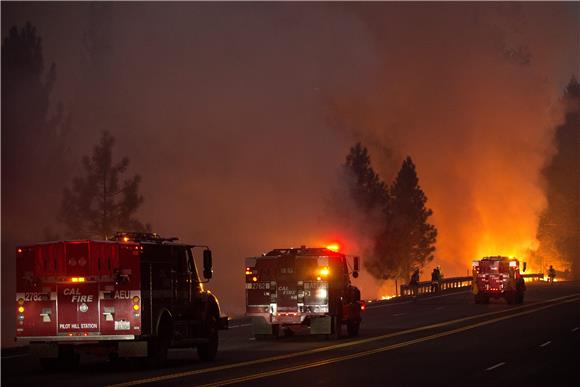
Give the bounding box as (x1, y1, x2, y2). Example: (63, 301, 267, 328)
(548, 265, 556, 284)
(410, 268, 420, 297)
(431, 266, 441, 293)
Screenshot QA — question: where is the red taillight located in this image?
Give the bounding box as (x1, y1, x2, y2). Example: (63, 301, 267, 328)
(360, 301, 366, 311)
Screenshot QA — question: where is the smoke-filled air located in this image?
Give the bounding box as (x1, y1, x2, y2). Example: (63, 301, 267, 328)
(2, 2, 578, 346)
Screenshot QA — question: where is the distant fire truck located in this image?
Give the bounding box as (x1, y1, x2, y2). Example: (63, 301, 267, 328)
(472, 256, 527, 304)
(245, 246, 363, 339)
(15, 232, 228, 368)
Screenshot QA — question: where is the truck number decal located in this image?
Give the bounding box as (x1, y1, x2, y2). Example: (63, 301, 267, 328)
(247, 283, 269, 290)
(114, 290, 131, 299)
(24, 292, 44, 301)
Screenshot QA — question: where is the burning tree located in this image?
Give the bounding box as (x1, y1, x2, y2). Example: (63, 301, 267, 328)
(537, 77, 580, 279)
(344, 144, 437, 282)
(60, 131, 148, 239)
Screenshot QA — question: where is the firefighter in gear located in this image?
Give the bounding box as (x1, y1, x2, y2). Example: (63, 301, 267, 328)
(548, 265, 556, 284)
(409, 269, 420, 297)
(431, 266, 441, 293)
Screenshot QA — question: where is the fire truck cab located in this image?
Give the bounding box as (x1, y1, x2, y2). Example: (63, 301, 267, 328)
(15, 232, 228, 368)
(245, 246, 363, 339)
(472, 256, 526, 304)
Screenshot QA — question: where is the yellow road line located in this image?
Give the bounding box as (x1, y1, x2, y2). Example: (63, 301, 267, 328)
(107, 293, 579, 387)
(198, 295, 580, 387)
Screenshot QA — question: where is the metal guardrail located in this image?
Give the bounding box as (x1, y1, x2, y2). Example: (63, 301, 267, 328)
(522, 273, 544, 282)
(400, 276, 472, 297)
(399, 273, 545, 297)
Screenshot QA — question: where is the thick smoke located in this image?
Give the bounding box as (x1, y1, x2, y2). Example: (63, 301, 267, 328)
(328, 3, 579, 281)
(1, 3, 578, 346)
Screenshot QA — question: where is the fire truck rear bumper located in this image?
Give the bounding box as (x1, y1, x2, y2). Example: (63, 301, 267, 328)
(16, 335, 136, 342)
(26, 338, 149, 358)
(248, 314, 332, 334)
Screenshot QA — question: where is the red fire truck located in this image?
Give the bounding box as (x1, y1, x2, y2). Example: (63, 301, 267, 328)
(472, 256, 527, 304)
(15, 232, 228, 368)
(245, 246, 363, 339)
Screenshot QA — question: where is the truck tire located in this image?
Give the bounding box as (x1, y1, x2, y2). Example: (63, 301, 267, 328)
(40, 345, 79, 371)
(475, 293, 489, 304)
(197, 314, 219, 361)
(505, 292, 516, 305)
(347, 320, 360, 337)
(329, 315, 342, 340)
(147, 315, 172, 367)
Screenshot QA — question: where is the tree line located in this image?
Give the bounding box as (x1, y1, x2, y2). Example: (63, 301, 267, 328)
(3, 22, 579, 279)
(343, 144, 437, 282)
(2, 23, 148, 241)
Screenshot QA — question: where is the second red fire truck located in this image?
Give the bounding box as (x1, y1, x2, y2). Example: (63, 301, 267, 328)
(245, 245, 363, 339)
(472, 256, 527, 304)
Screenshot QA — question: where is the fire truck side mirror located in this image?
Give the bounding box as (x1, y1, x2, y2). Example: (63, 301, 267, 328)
(203, 249, 213, 279)
(522, 262, 527, 273)
(352, 257, 360, 278)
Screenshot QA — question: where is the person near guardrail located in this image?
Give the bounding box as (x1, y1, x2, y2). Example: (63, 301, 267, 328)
(409, 268, 420, 298)
(431, 266, 441, 293)
(547, 265, 556, 284)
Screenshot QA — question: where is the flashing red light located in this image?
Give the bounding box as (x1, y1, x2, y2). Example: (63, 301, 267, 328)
(361, 301, 366, 311)
(326, 243, 340, 252)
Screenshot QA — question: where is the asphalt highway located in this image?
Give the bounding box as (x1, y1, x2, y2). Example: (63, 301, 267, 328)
(2, 281, 579, 387)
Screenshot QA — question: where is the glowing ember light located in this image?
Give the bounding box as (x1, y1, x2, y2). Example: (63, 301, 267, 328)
(381, 295, 395, 300)
(325, 243, 340, 252)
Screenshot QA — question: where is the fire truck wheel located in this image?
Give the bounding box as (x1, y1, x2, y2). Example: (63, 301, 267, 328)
(347, 320, 360, 337)
(329, 315, 342, 340)
(40, 345, 80, 371)
(147, 316, 172, 367)
(197, 314, 219, 361)
(505, 292, 516, 305)
(474, 294, 489, 304)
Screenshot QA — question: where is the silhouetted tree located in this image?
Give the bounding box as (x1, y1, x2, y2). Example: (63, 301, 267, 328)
(1, 22, 71, 241)
(60, 131, 148, 239)
(344, 146, 437, 281)
(344, 143, 393, 280)
(538, 77, 580, 279)
(344, 143, 389, 213)
(386, 157, 437, 281)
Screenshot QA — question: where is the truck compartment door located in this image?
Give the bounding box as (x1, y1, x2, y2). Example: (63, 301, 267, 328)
(57, 282, 100, 334)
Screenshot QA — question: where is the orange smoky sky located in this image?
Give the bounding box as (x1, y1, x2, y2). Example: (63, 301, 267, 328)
(1, 2, 578, 345)
(326, 3, 578, 293)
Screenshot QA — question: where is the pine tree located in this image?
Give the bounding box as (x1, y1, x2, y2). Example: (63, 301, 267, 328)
(344, 143, 389, 213)
(344, 143, 394, 280)
(538, 78, 580, 278)
(60, 131, 148, 239)
(386, 157, 437, 281)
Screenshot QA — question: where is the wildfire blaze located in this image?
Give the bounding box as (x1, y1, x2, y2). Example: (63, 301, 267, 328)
(325, 3, 578, 294)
